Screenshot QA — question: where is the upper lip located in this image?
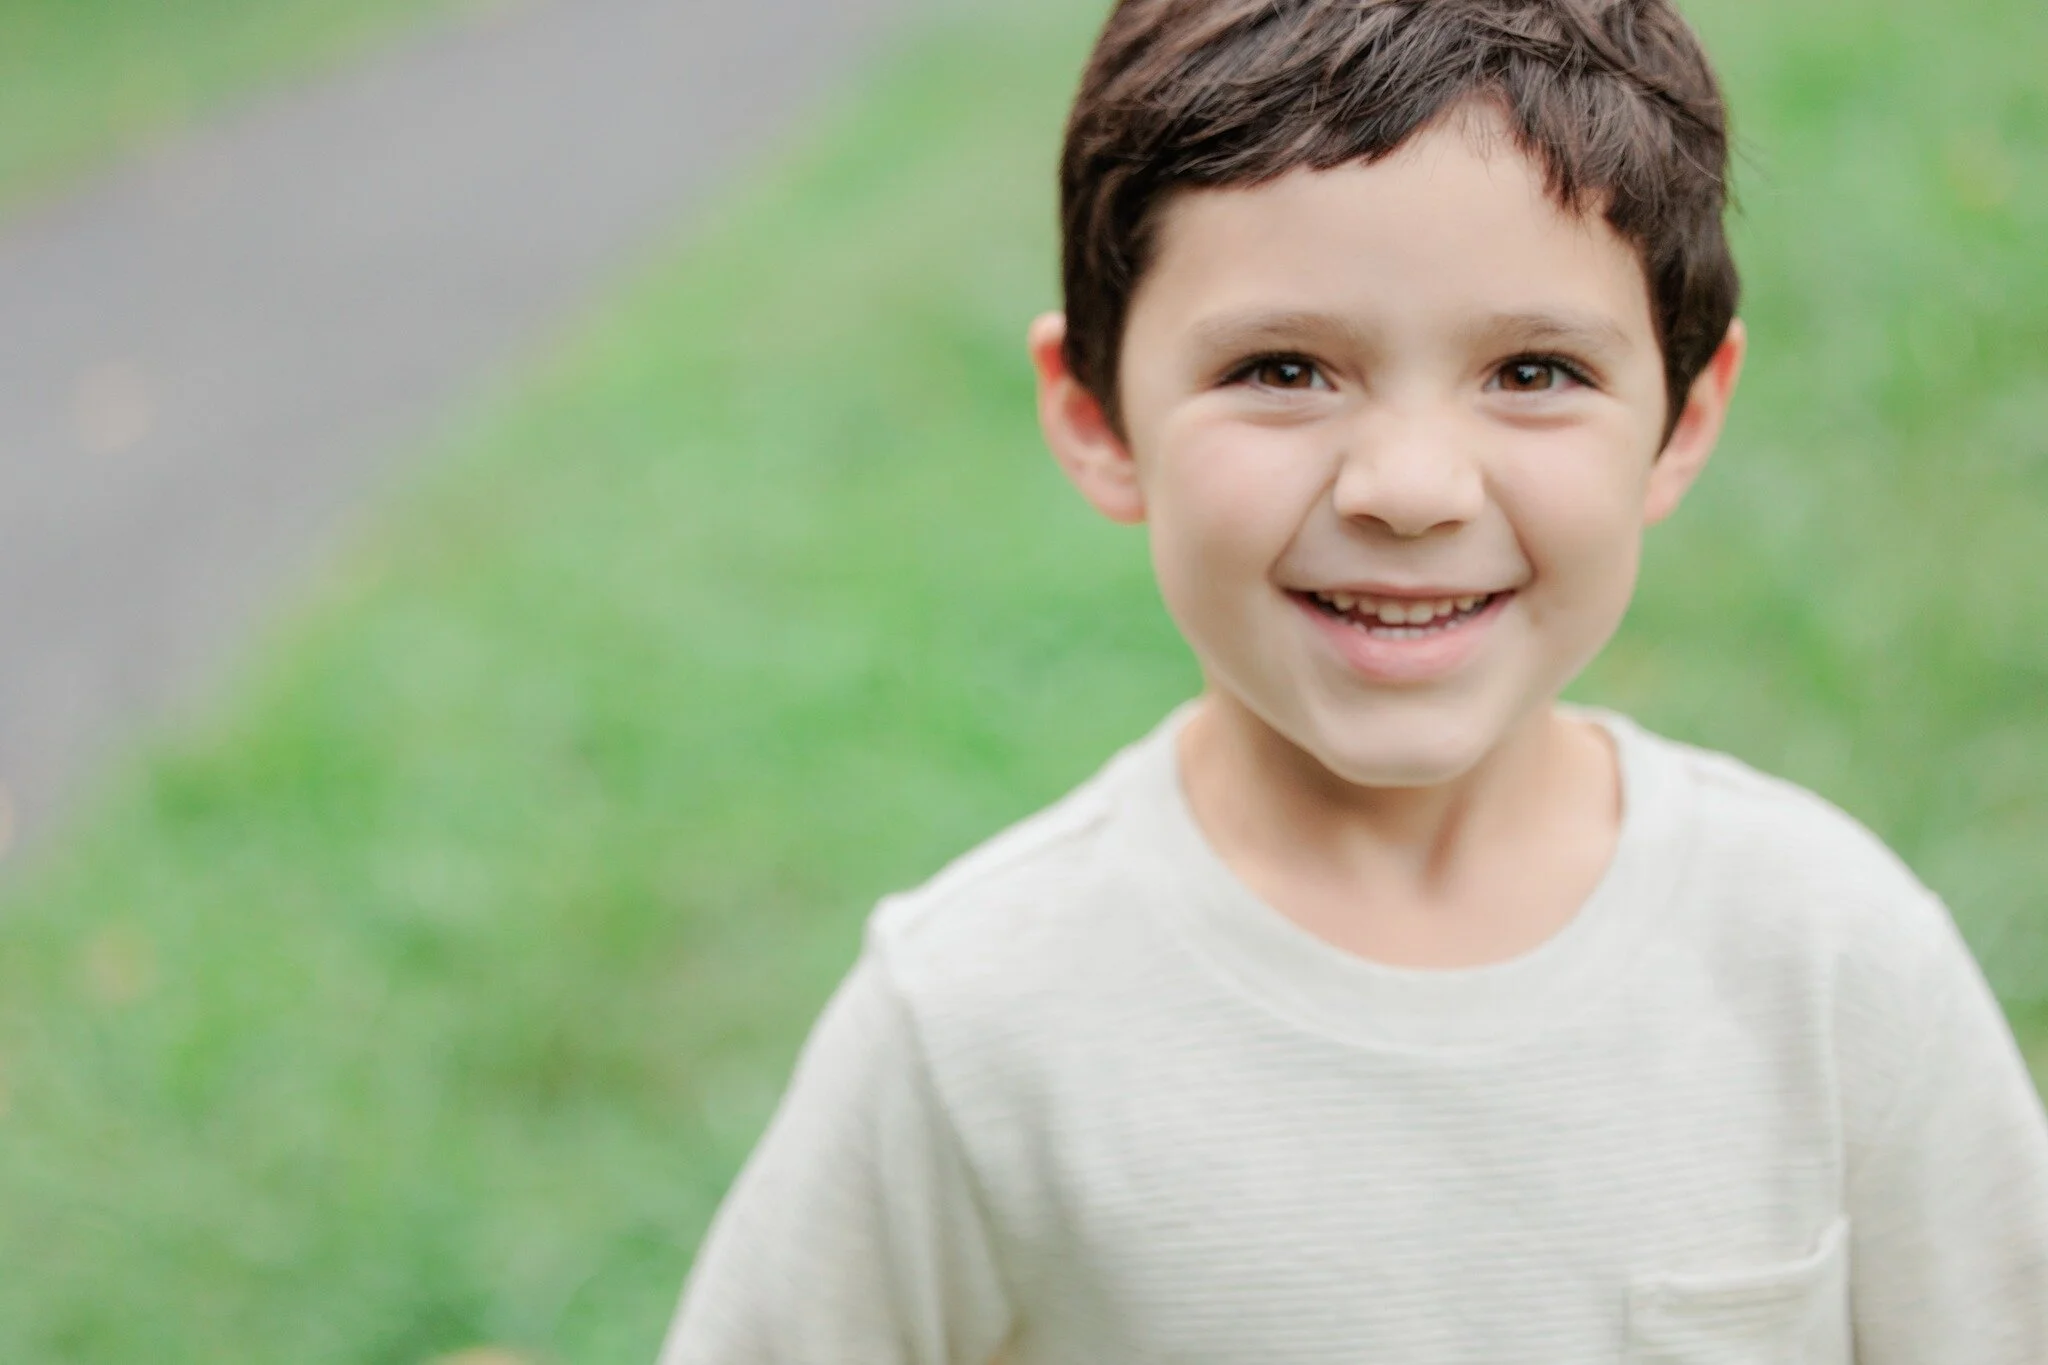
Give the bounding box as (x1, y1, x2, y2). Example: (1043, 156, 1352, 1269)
(1292, 583, 1516, 600)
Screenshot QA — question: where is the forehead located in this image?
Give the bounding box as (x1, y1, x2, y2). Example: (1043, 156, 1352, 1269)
(1130, 116, 1656, 350)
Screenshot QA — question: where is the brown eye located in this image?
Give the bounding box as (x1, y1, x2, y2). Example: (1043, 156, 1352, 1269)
(1252, 358, 1320, 389)
(1499, 360, 1559, 392)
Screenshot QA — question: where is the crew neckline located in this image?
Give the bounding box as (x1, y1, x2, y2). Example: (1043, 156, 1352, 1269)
(1119, 701, 1694, 1053)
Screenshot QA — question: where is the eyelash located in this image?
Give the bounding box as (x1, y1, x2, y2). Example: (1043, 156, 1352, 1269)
(1493, 353, 1597, 393)
(1220, 352, 1599, 392)
(1223, 353, 1327, 390)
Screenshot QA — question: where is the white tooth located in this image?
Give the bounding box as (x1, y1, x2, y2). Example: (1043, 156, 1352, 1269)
(1456, 595, 1478, 612)
(1403, 602, 1435, 625)
(1374, 601, 1406, 625)
(1331, 592, 1356, 612)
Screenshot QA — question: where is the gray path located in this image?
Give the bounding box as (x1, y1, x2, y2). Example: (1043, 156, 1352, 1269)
(0, 0, 922, 854)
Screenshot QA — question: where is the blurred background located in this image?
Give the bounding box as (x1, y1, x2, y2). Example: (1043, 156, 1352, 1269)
(0, 0, 2041, 1359)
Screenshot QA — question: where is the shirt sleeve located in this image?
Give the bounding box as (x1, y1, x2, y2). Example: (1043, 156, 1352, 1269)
(1846, 906, 2048, 1364)
(655, 950, 1014, 1365)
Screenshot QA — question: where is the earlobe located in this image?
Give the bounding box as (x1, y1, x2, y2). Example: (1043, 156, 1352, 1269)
(1645, 318, 1746, 525)
(1028, 312, 1146, 525)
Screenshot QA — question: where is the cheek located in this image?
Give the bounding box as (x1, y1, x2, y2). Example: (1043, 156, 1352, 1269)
(1498, 446, 1649, 621)
(1142, 422, 1326, 634)
(1146, 422, 1323, 568)
(1531, 486, 1640, 575)
(1499, 427, 1654, 589)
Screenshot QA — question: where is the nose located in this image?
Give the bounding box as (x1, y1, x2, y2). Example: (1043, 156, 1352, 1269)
(1329, 405, 1485, 539)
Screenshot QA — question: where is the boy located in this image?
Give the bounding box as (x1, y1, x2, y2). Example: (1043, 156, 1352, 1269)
(660, 0, 2048, 1359)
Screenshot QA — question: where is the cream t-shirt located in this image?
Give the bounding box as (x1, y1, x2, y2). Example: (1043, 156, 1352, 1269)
(658, 707, 2048, 1363)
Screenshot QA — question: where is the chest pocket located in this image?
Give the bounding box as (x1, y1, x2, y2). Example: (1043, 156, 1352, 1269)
(1625, 1217, 1851, 1365)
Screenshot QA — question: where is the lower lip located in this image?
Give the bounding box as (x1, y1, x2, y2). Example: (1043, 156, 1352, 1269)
(1288, 590, 1513, 684)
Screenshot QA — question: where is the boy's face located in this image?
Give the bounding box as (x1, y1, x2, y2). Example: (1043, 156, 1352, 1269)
(1033, 108, 1743, 789)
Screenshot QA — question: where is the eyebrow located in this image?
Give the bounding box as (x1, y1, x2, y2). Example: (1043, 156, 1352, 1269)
(1186, 307, 1635, 361)
(1187, 310, 1379, 360)
(1465, 309, 1635, 358)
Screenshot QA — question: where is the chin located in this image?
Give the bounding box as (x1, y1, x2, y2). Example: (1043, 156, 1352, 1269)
(1312, 746, 1481, 791)
(1294, 711, 1502, 791)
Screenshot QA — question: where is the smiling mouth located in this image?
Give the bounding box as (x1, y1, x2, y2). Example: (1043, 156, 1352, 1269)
(1293, 588, 1508, 639)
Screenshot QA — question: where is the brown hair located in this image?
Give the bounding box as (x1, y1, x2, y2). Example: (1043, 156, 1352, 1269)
(1059, 0, 1739, 441)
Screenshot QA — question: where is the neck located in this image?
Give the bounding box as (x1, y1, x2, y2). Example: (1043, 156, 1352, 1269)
(1178, 690, 1615, 906)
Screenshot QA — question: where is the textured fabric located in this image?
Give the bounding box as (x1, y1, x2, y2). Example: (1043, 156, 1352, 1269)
(658, 707, 2048, 1364)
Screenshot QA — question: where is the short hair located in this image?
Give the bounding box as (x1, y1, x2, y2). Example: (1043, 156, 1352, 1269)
(1059, 0, 1740, 442)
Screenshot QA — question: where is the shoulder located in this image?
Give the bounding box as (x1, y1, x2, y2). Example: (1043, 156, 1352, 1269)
(1619, 718, 1978, 1101)
(867, 759, 1121, 972)
(1616, 715, 1937, 928)
(860, 722, 1172, 1020)
(844, 727, 1191, 1144)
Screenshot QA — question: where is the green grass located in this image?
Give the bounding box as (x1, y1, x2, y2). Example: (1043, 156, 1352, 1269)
(1587, 0, 2048, 1020)
(0, 0, 2043, 1359)
(0, 0, 456, 215)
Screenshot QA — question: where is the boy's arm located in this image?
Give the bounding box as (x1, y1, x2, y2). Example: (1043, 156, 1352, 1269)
(1846, 906, 2048, 1364)
(656, 951, 1013, 1365)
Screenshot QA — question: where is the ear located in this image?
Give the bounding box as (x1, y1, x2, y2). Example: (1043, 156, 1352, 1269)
(1645, 318, 1746, 525)
(1028, 312, 1146, 525)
